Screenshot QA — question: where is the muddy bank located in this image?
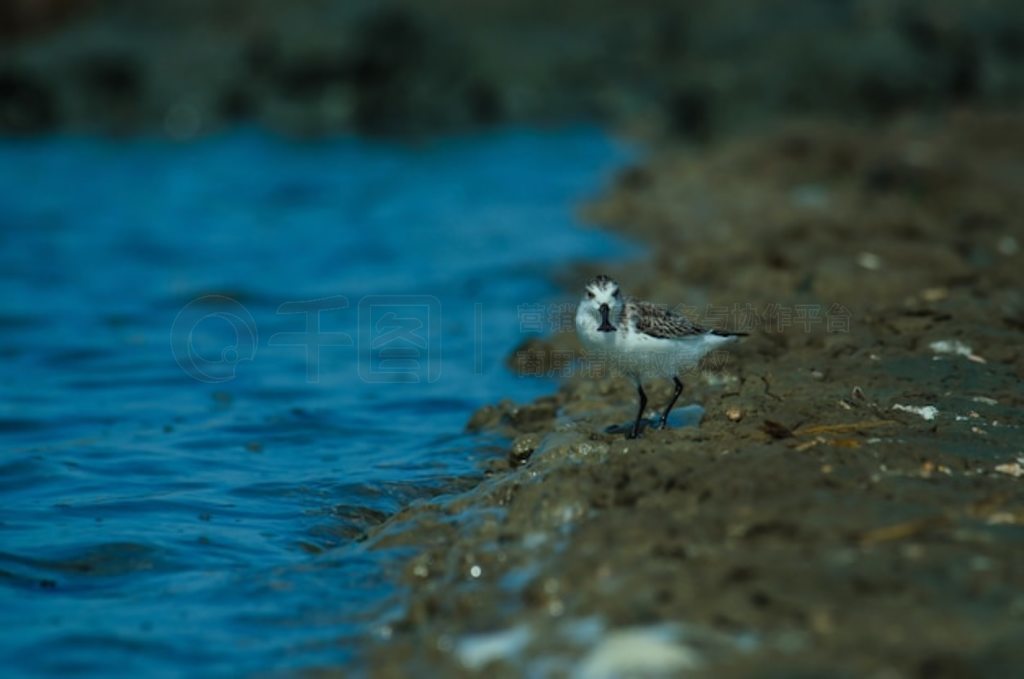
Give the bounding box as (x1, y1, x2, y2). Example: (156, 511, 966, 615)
(4, 1, 1024, 138)
(353, 111, 1024, 676)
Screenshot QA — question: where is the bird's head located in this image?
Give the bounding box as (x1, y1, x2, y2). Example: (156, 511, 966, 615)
(581, 274, 621, 332)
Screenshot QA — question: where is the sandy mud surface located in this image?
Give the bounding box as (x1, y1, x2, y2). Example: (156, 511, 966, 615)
(354, 111, 1024, 677)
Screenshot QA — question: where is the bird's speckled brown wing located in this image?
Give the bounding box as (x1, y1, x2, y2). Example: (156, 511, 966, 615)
(628, 300, 708, 339)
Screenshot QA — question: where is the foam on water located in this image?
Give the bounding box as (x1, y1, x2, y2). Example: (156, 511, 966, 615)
(0, 127, 635, 676)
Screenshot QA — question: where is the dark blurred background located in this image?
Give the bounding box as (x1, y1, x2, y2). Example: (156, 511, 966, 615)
(3, 0, 1023, 139)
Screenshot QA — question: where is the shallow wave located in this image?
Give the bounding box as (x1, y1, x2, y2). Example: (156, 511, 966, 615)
(0, 127, 635, 675)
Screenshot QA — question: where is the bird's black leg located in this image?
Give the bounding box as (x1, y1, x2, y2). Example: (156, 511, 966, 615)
(627, 383, 647, 439)
(659, 377, 684, 429)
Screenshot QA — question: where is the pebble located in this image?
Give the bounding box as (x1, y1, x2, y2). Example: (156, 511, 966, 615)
(921, 287, 948, 302)
(929, 339, 986, 364)
(892, 404, 939, 421)
(509, 434, 540, 466)
(857, 252, 882, 270)
(994, 462, 1024, 478)
(997, 235, 1019, 256)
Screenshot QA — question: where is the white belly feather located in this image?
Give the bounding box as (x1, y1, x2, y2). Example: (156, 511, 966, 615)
(615, 330, 735, 380)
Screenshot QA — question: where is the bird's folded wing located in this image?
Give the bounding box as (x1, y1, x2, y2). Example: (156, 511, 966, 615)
(631, 301, 707, 339)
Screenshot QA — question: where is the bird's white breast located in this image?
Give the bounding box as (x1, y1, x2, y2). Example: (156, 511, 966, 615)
(575, 303, 616, 353)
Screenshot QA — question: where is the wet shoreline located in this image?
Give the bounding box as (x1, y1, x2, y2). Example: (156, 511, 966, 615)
(0, 128, 634, 676)
(359, 111, 1024, 676)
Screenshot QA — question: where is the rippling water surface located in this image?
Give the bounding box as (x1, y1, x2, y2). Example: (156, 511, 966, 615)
(0, 128, 632, 676)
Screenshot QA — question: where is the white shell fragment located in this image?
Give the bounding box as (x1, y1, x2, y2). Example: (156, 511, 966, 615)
(929, 340, 986, 364)
(994, 462, 1024, 478)
(892, 404, 939, 421)
(857, 252, 883, 270)
(455, 625, 533, 670)
(574, 625, 700, 679)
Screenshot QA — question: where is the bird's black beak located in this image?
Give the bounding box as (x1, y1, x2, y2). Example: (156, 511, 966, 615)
(597, 303, 616, 332)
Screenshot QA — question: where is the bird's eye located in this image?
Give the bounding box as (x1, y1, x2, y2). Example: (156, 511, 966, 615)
(587, 291, 595, 299)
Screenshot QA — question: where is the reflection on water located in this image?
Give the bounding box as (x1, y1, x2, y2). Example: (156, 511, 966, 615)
(0, 128, 634, 675)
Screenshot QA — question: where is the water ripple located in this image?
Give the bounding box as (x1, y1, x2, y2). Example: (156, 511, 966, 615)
(0, 127, 636, 675)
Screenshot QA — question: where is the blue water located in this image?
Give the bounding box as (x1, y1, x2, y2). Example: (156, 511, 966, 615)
(0, 128, 633, 676)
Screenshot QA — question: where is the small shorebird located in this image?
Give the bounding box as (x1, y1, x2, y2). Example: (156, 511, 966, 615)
(575, 274, 746, 439)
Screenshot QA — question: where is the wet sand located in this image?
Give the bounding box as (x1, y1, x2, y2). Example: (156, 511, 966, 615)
(359, 111, 1024, 676)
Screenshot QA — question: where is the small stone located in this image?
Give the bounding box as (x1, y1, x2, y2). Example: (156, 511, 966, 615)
(929, 339, 986, 364)
(987, 512, 1017, 525)
(892, 404, 939, 421)
(994, 462, 1023, 478)
(997, 235, 1019, 256)
(725, 407, 743, 422)
(857, 252, 882, 270)
(509, 434, 540, 466)
(761, 420, 793, 439)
